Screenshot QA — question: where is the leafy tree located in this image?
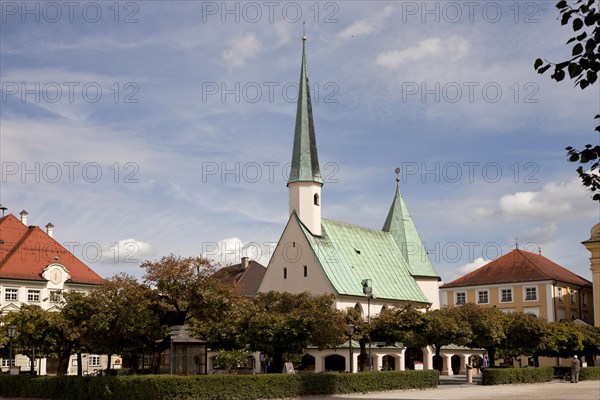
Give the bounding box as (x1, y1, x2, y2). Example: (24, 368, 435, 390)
(454, 303, 508, 365)
(60, 290, 103, 375)
(535, 0, 600, 200)
(422, 307, 472, 365)
(192, 295, 253, 351)
(243, 291, 346, 373)
(343, 306, 370, 372)
(573, 323, 600, 365)
(85, 274, 165, 370)
(369, 305, 427, 348)
(141, 254, 234, 326)
(3, 305, 62, 374)
(537, 321, 584, 358)
(214, 349, 250, 371)
(502, 312, 548, 366)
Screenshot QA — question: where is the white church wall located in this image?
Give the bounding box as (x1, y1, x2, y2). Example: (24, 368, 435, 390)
(415, 277, 441, 310)
(258, 217, 333, 296)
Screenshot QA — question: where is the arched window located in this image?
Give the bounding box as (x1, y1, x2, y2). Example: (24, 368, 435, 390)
(354, 303, 363, 318)
(314, 193, 320, 206)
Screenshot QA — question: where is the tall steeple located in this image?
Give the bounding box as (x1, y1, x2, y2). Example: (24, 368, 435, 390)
(288, 35, 323, 236)
(383, 168, 438, 278)
(288, 35, 323, 185)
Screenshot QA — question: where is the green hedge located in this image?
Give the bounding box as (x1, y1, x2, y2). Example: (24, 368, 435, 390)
(482, 367, 554, 385)
(553, 366, 600, 381)
(0, 370, 439, 400)
(580, 367, 600, 380)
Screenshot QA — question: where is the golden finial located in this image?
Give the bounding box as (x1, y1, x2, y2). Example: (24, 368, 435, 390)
(302, 21, 307, 43)
(395, 167, 401, 187)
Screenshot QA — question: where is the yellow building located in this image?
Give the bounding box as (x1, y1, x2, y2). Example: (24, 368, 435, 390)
(440, 249, 594, 323)
(582, 223, 600, 328)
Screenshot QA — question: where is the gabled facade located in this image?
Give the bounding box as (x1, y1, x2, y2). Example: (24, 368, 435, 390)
(258, 37, 441, 314)
(213, 257, 266, 297)
(0, 212, 104, 313)
(440, 249, 594, 323)
(0, 210, 105, 375)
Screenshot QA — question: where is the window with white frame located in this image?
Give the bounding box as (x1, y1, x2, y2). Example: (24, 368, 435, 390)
(89, 355, 101, 367)
(4, 288, 18, 301)
(455, 292, 466, 305)
(27, 290, 40, 302)
(558, 287, 563, 302)
(1, 359, 15, 367)
(49, 290, 62, 303)
(477, 290, 489, 304)
(500, 288, 513, 303)
(570, 289, 576, 304)
(525, 287, 537, 301)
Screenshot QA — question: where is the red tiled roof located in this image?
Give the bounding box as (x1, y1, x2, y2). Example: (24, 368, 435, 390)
(440, 249, 592, 289)
(0, 214, 104, 285)
(213, 259, 266, 297)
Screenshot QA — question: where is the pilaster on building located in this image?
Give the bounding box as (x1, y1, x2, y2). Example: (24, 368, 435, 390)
(582, 222, 600, 327)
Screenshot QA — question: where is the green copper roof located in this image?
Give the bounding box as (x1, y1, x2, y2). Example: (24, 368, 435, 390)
(288, 40, 323, 185)
(382, 185, 440, 279)
(297, 215, 430, 303)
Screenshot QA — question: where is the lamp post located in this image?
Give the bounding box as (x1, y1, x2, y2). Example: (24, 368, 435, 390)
(7, 325, 16, 372)
(362, 279, 373, 372)
(347, 324, 355, 373)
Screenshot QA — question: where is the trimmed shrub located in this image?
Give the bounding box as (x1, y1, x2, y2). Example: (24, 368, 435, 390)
(580, 367, 600, 381)
(0, 370, 439, 400)
(482, 367, 554, 385)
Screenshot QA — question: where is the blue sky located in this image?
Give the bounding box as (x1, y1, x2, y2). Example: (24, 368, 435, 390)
(1, 1, 598, 283)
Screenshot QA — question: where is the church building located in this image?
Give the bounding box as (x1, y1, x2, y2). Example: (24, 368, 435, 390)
(258, 36, 441, 316)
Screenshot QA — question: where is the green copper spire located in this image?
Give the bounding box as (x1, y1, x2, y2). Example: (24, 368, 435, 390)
(383, 170, 439, 278)
(288, 36, 323, 186)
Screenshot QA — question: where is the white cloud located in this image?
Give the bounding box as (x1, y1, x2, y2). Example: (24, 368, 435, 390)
(375, 35, 469, 68)
(473, 207, 496, 220)
(100, 238, 152, 265)
(202, 237, 275, 267)
(517, 223, 559, 244)
(457, 257, 488, 275)
(221, 33, 261, 68)
(337, 6, 394, 39)
(498, 178, 595, 221)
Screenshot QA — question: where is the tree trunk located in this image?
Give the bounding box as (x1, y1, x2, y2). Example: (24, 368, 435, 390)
(272, 348, 284, 373)
(358, 339, 367, 372)
(27, 354, 34, 375)
(77, 352, 83, 376)
(486, 347, 496, 367)
(107, 354, 112, 372)
(56, 345, 72, 376)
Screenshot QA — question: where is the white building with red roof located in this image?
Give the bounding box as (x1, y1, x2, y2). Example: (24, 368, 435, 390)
(0, 209, 106, 374)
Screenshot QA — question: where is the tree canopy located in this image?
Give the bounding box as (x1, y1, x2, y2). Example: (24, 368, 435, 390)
(535, 0, 600, 200)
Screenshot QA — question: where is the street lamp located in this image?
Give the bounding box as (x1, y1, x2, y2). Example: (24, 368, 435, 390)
(362, 279, 373, 372)
(7, 325, 16, 372)
(347, 324, 355, 373)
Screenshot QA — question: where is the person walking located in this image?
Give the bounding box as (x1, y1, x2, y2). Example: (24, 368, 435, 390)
(571, 355, 581, 383)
